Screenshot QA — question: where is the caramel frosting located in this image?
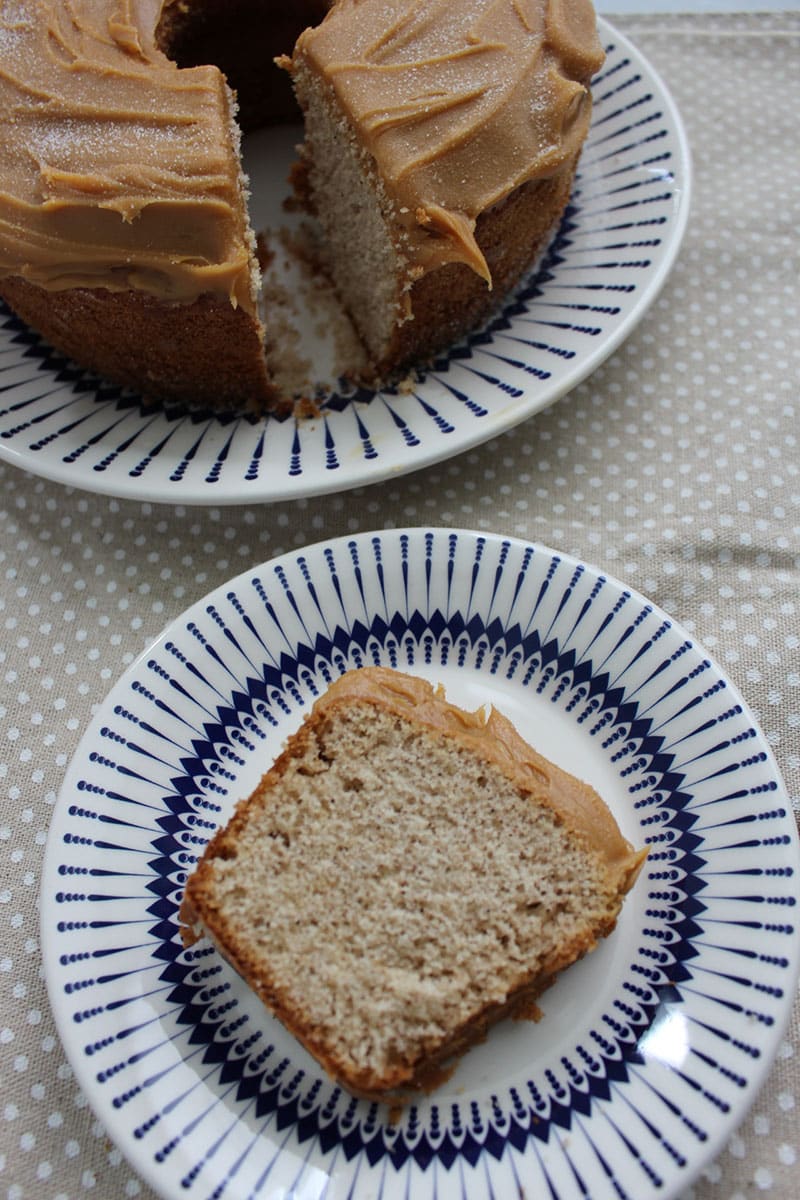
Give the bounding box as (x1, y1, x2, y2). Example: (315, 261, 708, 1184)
(317, 666, 647, 892)
(292, 0, 604, 285)
(0, 1, 255, 306)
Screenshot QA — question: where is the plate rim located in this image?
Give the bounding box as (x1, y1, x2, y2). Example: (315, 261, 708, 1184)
(0, 18, 692, 506)
(40, 527, 800, 1200)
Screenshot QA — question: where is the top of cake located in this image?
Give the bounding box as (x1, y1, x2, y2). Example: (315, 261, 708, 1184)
(0, 0, 255, 306)
(291, 0, 604, 284)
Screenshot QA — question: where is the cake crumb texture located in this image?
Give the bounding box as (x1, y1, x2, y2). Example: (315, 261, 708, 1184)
(181, 667, 646, 1100)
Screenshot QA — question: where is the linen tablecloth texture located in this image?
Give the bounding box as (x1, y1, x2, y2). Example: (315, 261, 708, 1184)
(0, 11, 798, 1200)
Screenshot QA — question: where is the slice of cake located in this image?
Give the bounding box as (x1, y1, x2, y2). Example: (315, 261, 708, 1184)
(180, 666, 646, 1100)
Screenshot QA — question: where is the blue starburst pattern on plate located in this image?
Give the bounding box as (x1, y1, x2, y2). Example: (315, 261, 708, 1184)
(42, 530, 799, 1200)
(0, 22, 691, 505)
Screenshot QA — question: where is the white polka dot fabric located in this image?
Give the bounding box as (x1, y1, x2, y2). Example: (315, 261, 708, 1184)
(0, 10, 798, 1199)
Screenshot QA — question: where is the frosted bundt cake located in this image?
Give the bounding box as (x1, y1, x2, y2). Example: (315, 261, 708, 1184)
(0, 1, 604, 412)
(180, 667, 646, 1100)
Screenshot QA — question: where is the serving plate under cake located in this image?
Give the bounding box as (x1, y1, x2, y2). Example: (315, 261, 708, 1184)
(41, 529, 799, 1200)
(0, 22, 690, 505)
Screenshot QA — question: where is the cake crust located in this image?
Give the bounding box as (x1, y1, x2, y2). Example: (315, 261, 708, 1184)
(0, 275, 279, 412)
(375, 169, 579, 380)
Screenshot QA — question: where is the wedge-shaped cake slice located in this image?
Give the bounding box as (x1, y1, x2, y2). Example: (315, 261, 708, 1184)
(180, 666, 646, 1100)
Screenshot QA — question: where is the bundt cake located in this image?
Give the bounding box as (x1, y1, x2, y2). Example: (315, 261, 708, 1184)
(180, 666, 646, 1101)
(0, 1, 604, 413)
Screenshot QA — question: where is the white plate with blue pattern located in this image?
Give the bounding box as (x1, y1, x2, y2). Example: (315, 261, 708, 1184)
(42, 529, 799, 1200)
(0, 21, 690, 505)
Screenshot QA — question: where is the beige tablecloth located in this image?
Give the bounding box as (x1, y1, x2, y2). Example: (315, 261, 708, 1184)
(1, 11, 798, 1199)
